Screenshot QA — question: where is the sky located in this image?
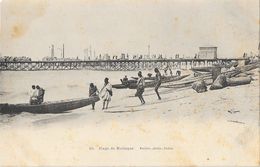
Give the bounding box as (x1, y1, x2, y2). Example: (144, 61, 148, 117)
(0, 0, 259, 60)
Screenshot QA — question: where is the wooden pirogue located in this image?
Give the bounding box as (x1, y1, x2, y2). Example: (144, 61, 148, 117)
(128, 74, 190, 89)
(164, 62, 259, 88)
(131, 75, 179, 80)
(112, 75, 189, 89)
(112, 79, 136, 89)
(0, 96, 100, 114)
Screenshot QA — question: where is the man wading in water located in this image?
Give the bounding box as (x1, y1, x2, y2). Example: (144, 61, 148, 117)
(154, 68, 162, 100)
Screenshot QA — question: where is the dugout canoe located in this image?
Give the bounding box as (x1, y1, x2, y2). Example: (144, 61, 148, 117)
(164, 62, 259, 89)
(112, 84, 128, 89)
(131, 75, 181, 81)
(112, 79, 136, 89)
(0, 96, 100, 114)
(191, 66, 214, 72)
(128, 74, 189, 89)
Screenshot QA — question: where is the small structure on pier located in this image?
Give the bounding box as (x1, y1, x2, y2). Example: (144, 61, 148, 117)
(198, 46, 217, 59)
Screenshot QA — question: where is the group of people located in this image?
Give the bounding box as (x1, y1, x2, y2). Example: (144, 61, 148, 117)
(29, 85, 45, 105)
(88, 68, 164, 110)
(27, 68, 170, 110)
(164, 66, 181, 76)
(89, 77, 112, 110)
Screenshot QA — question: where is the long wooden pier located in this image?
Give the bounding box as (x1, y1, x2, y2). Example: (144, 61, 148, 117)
(0, 58, 246, 71)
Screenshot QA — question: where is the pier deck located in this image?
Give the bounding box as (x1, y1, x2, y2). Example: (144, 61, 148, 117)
(0, 58, 246, 71)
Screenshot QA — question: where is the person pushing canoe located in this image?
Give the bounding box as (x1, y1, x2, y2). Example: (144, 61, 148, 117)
(89, 83, 99, 110)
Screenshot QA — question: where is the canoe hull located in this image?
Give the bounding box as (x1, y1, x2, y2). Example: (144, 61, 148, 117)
(0, 96, 100, 114)
(112, 84, 128, 89)
(191, 67, 213, 72)
(128, 75, 189, 89)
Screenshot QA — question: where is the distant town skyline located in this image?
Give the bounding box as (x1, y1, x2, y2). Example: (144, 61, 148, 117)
(0, 0, 259, 60)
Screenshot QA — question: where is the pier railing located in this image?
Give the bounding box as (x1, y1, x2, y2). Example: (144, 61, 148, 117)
(0, 58, 246, 71)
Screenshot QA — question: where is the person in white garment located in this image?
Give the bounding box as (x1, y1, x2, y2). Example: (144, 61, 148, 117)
(99, 78, 112, 110)
(29, 85, 39, 105)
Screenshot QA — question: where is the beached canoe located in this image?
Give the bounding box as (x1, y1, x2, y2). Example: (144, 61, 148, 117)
(112, 84, 128, 89)
(164, 62, 259, 89)
(191, 67, 214, 72)
(112, 79, 138, 89)
(131, 76, 155, 80)
(0, 96, 100, 114)
(128, 74, 189, 89)
(131, 75, 181, 81)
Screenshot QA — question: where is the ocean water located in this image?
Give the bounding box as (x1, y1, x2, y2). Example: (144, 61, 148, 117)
(0, 70, 145, 127)
(0, 69, 190, 104)
(0, 70, 143, 104)
(0, 69, 192, 127)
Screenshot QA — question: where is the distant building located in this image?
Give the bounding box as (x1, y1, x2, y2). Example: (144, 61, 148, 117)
(198, 46, 217, 59)
(120, 53, 126, 60)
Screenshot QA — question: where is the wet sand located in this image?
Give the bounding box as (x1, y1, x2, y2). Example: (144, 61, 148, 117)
(0, 69, 259, 166)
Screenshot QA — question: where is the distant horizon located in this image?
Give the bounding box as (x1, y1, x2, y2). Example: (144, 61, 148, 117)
(0, 0, 259, 60)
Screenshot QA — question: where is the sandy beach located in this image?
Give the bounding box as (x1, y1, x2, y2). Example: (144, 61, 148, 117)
(0, 0, 259, 165)
(0, 68, 259, 166)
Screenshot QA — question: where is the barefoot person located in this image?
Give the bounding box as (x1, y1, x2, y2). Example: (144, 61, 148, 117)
(154, 68, 162, 100)
(89, 83, 99, 110)
(100, 78, 112, 110)
(135, 71, 145, 104)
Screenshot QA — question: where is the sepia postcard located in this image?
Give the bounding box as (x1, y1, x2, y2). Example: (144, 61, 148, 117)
(0, 0, 259, 166)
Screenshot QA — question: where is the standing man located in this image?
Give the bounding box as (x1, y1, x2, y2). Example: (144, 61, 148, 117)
(89, 83, 99, 110)
(135, 71, 145, 104)
(100, 78, 112, 110)
(154, 68, 162, 100)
